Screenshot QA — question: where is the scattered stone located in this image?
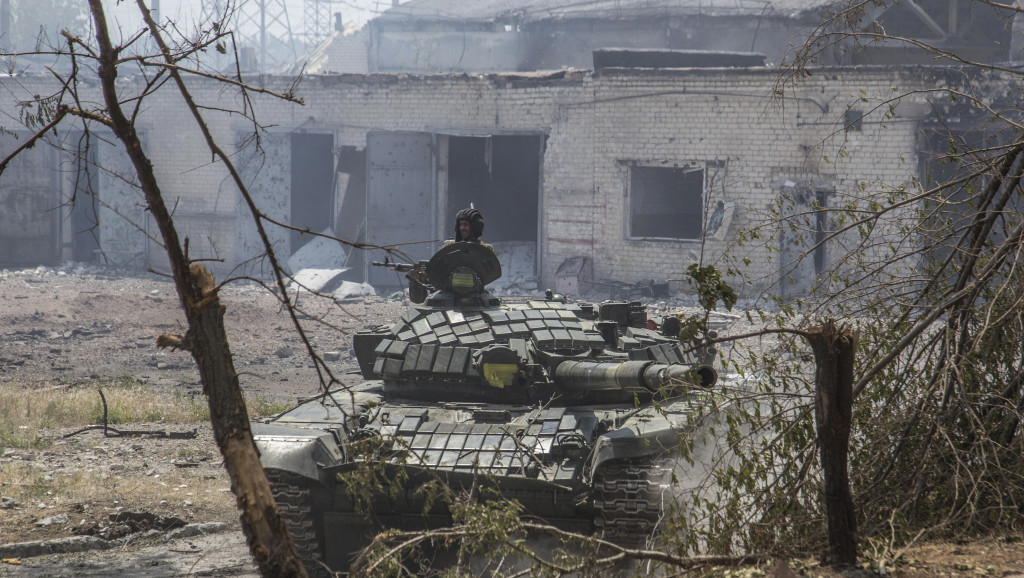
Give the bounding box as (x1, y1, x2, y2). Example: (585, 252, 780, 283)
(274, 346, 293, 358)
(324, 351, 342, 362)
(35, 514, 69, 527)
(161, 522, 228, 542)
(1, 496, 17, 509)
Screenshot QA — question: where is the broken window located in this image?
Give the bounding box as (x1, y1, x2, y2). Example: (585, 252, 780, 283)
(628, 165, 704, 240)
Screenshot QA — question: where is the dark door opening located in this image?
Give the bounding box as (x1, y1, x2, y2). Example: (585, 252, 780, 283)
(446, 135, 541, 243)
(290, 133, 335, 253)
(335, 145, 367, 279)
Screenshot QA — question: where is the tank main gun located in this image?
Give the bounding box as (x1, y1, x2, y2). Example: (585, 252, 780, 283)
(553, 359, 717, 394)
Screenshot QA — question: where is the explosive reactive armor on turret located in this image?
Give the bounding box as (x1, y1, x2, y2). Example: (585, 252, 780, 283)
(253, 242, 723, 575)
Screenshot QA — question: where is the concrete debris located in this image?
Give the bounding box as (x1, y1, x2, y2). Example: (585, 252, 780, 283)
(35, 514, 69, 527)
(287, 268, 349, 295)
(161, 522, 228, 542)
(333, 280, 375, 299)
(286, 227, 348, 273)
(490, 241, 536, 291)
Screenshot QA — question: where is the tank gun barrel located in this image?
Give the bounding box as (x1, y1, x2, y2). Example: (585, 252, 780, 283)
(553, 360, 717, 394)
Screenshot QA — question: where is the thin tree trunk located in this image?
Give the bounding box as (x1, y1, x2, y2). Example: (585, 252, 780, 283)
(87, 1, 306, 576)
(806, 320, 858, 567)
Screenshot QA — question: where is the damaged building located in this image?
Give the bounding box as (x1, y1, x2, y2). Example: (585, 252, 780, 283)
(0, 0, 1018, 298)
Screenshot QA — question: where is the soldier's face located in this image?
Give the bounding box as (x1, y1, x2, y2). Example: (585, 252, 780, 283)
(458, 219, 472, 239)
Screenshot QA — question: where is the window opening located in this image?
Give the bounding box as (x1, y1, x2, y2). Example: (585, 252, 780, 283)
(629, 165, 703, 240)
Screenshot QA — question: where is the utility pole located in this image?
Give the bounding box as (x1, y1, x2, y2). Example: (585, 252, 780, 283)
(200, 0, 297, 71)
(304, 0, 335, 46)
(236, 0, 296, 70)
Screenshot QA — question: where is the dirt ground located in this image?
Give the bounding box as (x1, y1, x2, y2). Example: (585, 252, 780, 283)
(0, 263, 410, 400)
(0, 264, 403, 577)
(2, 264, 1023, 577)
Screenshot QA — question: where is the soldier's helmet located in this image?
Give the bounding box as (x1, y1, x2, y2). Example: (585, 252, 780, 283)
(454, 208, 485, 241)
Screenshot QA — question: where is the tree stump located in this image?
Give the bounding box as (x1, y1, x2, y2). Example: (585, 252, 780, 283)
(806, 320, 858, 566)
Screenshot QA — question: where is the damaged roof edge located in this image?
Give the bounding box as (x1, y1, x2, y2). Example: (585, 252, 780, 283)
(298, 69, 590, 87)
(594, 49, 768, 70)
(375, 0, 833, 24)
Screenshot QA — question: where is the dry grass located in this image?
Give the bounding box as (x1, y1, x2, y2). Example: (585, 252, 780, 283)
(0, 377, 256, 544)
(0, 377, 290, 451)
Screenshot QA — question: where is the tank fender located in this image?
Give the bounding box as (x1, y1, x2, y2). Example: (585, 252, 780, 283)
(588, 417, 680, 474)
(252, 424, 345, 487)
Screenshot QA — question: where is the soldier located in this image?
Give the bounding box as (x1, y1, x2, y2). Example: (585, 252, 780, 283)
(444, 207, 495, 253)
(404, 208, 494, 303)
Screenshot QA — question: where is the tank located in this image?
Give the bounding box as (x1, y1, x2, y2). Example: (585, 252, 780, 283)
(253, 242, 723, 574)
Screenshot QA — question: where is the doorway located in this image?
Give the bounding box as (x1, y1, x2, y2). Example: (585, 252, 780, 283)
(445, 135, 541, 243)
(290, 133, 335, 253)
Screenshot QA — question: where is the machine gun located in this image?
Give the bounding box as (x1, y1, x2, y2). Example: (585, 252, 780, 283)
(371, 257, 426, 273)
(372, 257, 431, 303)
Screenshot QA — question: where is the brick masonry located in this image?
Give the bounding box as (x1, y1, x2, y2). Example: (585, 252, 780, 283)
(0, 66, 942, 295)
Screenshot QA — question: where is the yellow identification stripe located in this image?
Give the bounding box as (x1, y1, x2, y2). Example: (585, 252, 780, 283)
(483, 363, 518, 388)
(451, 272, 475, 288)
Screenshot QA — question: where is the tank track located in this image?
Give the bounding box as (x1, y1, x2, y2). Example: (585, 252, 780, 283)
(592, 457, 674, 548)
(266, 470, 332, 578)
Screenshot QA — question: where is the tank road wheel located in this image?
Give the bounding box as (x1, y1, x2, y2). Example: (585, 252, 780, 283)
(592, 457, 674, 549)
(266, 469, 333, 578)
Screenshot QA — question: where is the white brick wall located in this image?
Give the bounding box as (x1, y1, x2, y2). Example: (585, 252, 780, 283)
(4, 67, 943, 293)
